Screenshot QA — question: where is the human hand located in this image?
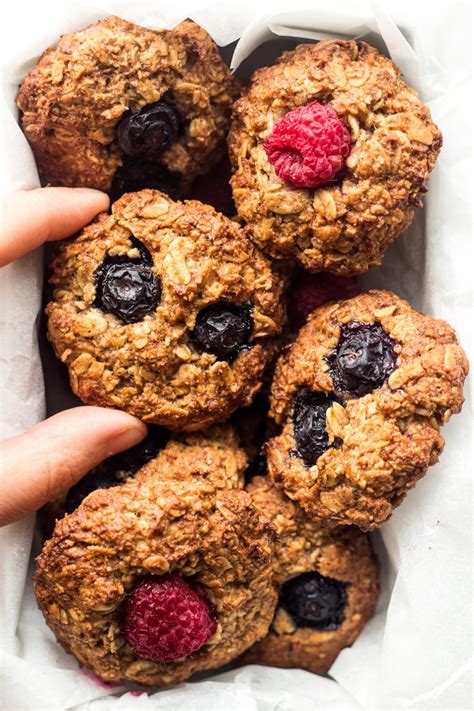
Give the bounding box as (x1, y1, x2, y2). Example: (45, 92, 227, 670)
(0, 188, 147, 526)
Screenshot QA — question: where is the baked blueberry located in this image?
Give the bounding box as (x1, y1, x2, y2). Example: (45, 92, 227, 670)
(327, 321, 397, 397)
(280, 571, 347, 630)
(292, 389, 337, 467)
(192, 302, 253, 361)
(116, 100, 180, 157)
(94, 261, 161, 323)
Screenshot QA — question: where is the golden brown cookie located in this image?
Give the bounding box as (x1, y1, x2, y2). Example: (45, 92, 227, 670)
(241, 477, 378, 674)
(46, 190, 284, 431)
(41, 424, 247, 538)
(17, 16, 240, 199)
(267, 290, 468, 530)
(229, 40, 442, 275)
(35, 431, 276, 687)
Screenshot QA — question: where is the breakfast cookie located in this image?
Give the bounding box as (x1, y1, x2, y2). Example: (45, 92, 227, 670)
(267, 290, 468, 530)
(46, 190, 284, 431)
(241, 477, 378, 674)
(229, 40, 442, 274)
(17, 16, 240, 199)
(35, 431, 276, 687)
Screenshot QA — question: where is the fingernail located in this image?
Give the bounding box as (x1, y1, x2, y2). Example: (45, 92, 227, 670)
(107, 424, 147, 456)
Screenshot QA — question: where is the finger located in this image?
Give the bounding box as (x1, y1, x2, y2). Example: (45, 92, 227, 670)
(0, 407, 147, 527)
(0, 187, 110, 266)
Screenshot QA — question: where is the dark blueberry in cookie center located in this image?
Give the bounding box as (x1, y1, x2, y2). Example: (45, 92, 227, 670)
(116, 100, 180, 157)
(95, 262, 161, 324)
(327, 321, 397, 397)
(292, 389, 336, 467)
(280, 571, 347, 630)
(192, 302, 253, 361)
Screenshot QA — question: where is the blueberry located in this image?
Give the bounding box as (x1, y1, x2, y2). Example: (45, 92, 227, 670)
(292, 389, 337, 467)
(110, 157, 180, 203)
(64, 426, 169, 514)
(327, 321, 397, 397)
(116, 100, 180, 158)
(280, 571, 347, 630)
(94, 261, 161, 324)
(192, 302, 253, 361)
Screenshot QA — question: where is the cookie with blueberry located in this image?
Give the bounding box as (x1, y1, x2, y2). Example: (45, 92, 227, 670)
(229, 40, 442, 275)
(241, 477, 379, 674)
(267, 290, 468, 530)
(35, 428, 276, 686)
(46, 189, 284, 431)
(17, 16, 240, 199)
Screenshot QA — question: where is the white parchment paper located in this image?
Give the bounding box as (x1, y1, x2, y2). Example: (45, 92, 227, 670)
(0, 1, 472, 709)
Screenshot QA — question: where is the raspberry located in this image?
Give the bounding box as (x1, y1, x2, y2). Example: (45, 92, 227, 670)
(289, 272, 360, 330)
(124, 575, 217, 662)
(264, 102, 351, 189)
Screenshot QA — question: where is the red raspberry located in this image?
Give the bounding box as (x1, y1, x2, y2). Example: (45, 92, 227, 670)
(124, 575, 217, 662)
(289, 272, 360, 330)
(264, 102, 351, 189)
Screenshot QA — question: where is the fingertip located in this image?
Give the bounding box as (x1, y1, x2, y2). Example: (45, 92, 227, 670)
(40, 187, 110, 238)
(71, 187, 111, 211)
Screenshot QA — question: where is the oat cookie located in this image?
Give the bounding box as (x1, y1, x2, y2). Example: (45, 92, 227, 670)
(229, 40, 442, 274)
(42, 424, 247, 537)
(241, 477, 378, 674)
(35, 431, 276, 686)
(46, 190, 284, 431)
(267, 290, 468, 530)
(17, 16, 240, 199)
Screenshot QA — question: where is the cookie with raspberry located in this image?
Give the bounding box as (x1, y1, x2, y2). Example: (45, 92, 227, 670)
(35, 430, 276, 686)
(17, 17, 240, 199)
(229, 40, 442, 275)
(46, 190, 284, 431)
(240, 478, 379, 674)
(267, 290, 468, 530)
